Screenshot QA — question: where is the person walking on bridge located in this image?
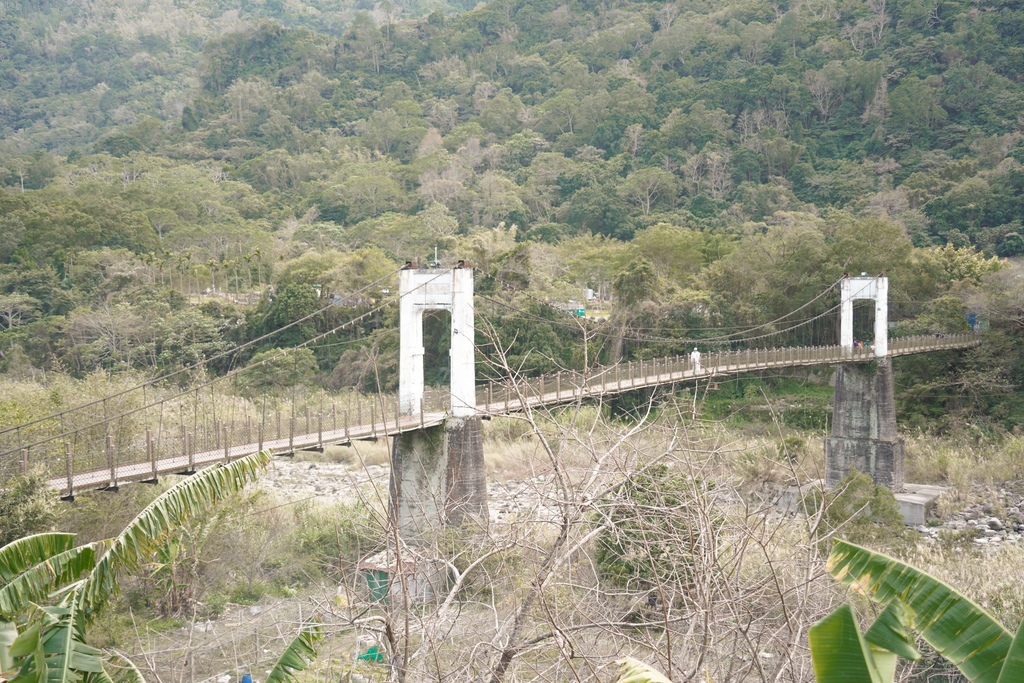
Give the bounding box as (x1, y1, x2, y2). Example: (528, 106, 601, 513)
(690, 346, 702, 373)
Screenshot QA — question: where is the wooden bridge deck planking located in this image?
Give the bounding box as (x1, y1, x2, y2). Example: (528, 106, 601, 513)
(25, 334, 977, 497)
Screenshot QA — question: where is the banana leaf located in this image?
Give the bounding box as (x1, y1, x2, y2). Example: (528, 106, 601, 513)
(1, 619, 17, 674)
(0, 535, 76, 585)
(996, 622, 1024, 683)
(87, 653, 147, 683)
(809, 603, 885, 683)
(828, 540, 1012, 683)
(264, 623, 324, 683)
(8, 589, 105, 683)
(0, 545, 98, 619)
(79, 451, 270, 621)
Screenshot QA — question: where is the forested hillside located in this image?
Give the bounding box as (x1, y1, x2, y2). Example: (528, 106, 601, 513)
(1, 0, 1023, 427)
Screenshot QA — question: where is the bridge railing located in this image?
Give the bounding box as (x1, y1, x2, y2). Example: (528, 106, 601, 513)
(0, 385, 451, 491)
(474, 333, 980, 412)
(0, 333, 979, 493)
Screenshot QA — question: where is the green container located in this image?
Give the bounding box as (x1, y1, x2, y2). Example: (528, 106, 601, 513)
(364, 569, 389, 603)
(358, 645, 385, 662)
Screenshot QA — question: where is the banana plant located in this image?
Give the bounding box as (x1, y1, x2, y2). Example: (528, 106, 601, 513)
(96, 653, 147, 683)
(78, 450, 271, 620)
(814, 539, 1024, 683)
(609, 539, 1024, 683)
(809, 601, 921, 682)
(4, 586, 105, 682)
(0, 451, 271, 683)
(612, 608, 926, 683)
(264, 622, 325, 683)
(0, 534, 97, 618)
(0, 533, 101, 682)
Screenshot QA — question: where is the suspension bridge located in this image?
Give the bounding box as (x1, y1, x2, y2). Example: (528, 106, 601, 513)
(0, 268, 980, 502)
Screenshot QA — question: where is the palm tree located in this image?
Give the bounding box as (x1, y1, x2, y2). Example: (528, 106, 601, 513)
(206, 259, 219, 295)
(252, 247, 264, 291)
(176, 251, 193, 299)
(157, 250, 171, 288)
(243, 252, 253, 292)
(222, 258, 238, 300)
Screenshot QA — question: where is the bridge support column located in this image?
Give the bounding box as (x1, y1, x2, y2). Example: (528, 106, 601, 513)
(389, 416, 488, 540)
(379, 416, 487, 603)
(825, 359, 904, 491)
(393, 263, 487, 537)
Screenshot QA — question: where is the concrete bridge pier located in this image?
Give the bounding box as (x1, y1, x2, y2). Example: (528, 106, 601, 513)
(388, 415, 488, 539)
(377, 416, 486, 603)
(824, 359, 905, 491)
(391, 263, 488, 537)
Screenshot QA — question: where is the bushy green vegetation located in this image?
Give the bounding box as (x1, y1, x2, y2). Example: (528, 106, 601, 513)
(0, 475, 56, 547)
(112, 489, 385, 619)
(1, 456, 387, 622)
(698, 374, 835, 430)
(802, 469, 911, 549)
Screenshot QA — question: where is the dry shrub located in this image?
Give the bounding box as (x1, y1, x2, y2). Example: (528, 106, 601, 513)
(351, 439, 391, 467)
(484, 437, 545, 481)
(292, 444, 358, 465)
(905, 433, 1024, 488)
(484, 415, 533, 442)
(424, 397, 849, 683)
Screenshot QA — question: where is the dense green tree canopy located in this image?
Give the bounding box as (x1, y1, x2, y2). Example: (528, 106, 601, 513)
(1, 0, 1022, 427)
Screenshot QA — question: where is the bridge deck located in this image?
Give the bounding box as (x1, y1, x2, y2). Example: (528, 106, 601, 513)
(0, 333, 977, 498)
